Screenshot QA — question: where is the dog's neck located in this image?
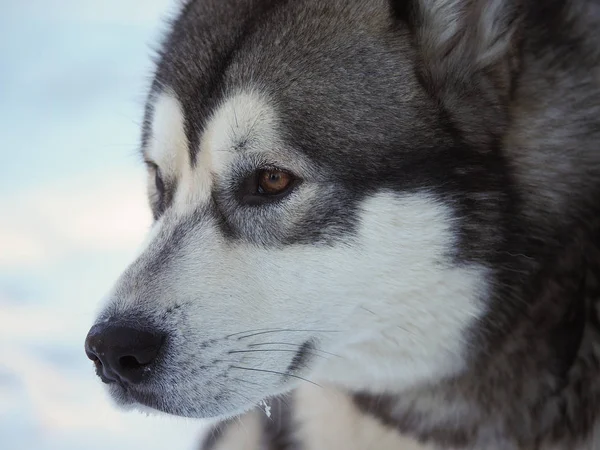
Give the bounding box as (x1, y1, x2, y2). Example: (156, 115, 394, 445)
(353, 219, 600, 449)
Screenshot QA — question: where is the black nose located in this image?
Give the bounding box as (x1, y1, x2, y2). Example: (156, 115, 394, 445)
(84, 322, 164, 385)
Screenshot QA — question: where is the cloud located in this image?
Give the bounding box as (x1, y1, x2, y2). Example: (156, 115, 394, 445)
(0, 344, 120, 431)
(0, 229, 47, 267)
(0, 170, 152, 269)
(0, 342, 204, 449)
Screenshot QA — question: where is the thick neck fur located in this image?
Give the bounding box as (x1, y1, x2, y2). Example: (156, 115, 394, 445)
(504, 0, 600, 237)
(354, 215, 600, 449)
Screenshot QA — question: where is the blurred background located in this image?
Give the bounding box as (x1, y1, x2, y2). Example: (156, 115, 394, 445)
(0, 1, 206, 448)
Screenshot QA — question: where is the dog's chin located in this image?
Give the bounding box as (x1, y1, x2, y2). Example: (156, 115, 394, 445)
(104, 381, 265, 420)
(106, 383, 152, 412)
(104, 383, 187, 418)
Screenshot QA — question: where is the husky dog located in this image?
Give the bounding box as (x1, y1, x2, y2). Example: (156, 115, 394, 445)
(84, 0, 600, 448)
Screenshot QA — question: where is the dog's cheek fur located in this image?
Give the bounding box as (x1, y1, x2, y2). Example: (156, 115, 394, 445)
(96, 0, 518, 420)
(99, 186, 488, 418)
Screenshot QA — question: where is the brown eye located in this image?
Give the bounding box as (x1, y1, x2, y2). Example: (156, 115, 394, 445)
(257, 169, 293, 195)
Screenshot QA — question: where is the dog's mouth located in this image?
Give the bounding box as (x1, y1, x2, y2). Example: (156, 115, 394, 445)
(110, 382, 154, 405)
(104, 375, 264, 418)
(102, 375, 184, 416)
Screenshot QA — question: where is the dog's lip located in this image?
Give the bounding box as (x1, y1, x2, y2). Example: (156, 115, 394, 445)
(110, 379, 158, 406)
(108, 379, 151, 410)
(119, 385, 175, 414)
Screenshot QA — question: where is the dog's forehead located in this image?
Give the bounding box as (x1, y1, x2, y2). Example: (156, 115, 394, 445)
(141, 0, 432, 173)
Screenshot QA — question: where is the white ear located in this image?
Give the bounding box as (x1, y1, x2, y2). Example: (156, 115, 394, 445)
(394, 0, 522, 146)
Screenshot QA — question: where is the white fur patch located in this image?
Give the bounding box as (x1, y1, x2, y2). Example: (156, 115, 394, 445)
(147, 89, 214, 210)
(207, 89, 281, 173)
(147, 89, 189, 179)
(310, 192, 487, 391)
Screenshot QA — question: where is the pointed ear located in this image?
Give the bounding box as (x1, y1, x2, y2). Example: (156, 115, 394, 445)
(392, 0, 523, 147)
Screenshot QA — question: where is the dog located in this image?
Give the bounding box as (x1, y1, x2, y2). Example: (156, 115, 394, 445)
(84, 0, 600, 448)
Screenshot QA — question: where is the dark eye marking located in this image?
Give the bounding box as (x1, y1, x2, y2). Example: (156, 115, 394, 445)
(144, 160, 168, 219)
(154, 167, 165, 196)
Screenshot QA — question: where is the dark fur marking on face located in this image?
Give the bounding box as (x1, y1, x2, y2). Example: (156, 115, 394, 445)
(285, 340, 314, 375)
(210, 189, 239, 241)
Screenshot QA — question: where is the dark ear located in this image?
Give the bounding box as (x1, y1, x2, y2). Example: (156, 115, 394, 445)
(391, 0, 523, 147)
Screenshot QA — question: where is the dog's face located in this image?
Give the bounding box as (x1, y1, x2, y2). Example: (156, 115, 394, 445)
(86, 0, 518, 418)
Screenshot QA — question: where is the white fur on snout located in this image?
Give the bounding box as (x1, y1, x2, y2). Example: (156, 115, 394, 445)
(101, 187, 487, 418)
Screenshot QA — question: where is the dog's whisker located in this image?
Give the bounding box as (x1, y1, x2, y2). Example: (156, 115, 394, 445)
(214, 358, 260, 364)
(226, 328, 340, 340)
(236, 329, 341, 341)
(359, 305, 417, 336)
(230, 366, 322, 388)
(229, 377, 265, 388)
(228, 348, 327, 359)
(225, 328, 287, 339)
(227, 388, 255, 405)
(248, 342, 342, 358)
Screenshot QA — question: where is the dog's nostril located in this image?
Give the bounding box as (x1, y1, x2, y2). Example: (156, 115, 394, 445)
(119, 355, 143, 371)
(84, 323, 164, 385)
(85, 349, 99, 362)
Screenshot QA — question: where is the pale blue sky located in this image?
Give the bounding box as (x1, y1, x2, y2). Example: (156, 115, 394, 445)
(0, 2, 207, 449)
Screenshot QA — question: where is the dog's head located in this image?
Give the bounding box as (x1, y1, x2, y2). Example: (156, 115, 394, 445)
(85, 0, 521, 418)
